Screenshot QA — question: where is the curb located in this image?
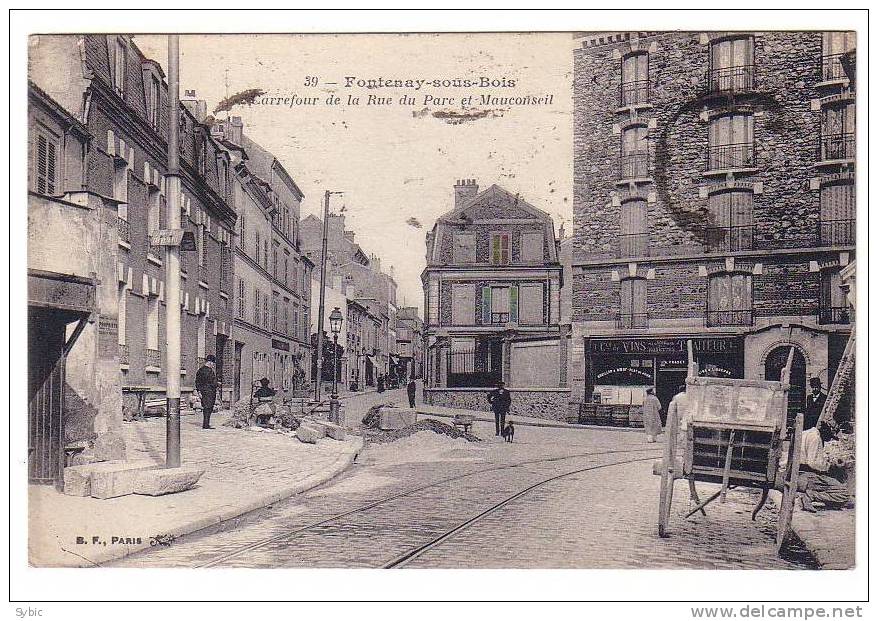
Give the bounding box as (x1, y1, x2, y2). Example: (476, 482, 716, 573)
(406, 408, 644, 433)
(73, 436, 363, 567)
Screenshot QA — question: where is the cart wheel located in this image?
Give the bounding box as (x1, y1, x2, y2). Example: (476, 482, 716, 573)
(776, 413, 803, 552)
(658, 408, 679, 537)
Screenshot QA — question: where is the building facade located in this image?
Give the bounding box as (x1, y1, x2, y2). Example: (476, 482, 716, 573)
(396, 306, 425, 380)
(210, 116, 313, 402)
(29, 36, 237, 468)
(571, 31, 856, 425)
(422, 179, 567, 419)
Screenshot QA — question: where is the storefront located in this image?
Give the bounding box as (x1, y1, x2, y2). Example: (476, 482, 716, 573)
(586, 336, 744, 422)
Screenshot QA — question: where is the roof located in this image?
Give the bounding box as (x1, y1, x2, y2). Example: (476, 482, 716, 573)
(436, 183, 553, 225)
(240, 134, 304, 201)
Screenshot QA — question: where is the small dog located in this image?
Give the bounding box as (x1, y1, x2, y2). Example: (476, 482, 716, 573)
(501, 420, 515, 443)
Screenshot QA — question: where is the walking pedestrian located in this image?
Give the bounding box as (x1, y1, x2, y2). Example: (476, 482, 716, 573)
(195, 354, 219, 429)
(487, 380, 512, 437)
(642, 386, 663, 443)
(407, 378, 417, 408)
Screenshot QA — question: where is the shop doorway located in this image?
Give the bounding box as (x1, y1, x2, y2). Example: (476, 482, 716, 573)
(657, 369, 687, 425)
(764, 345, 806, 429)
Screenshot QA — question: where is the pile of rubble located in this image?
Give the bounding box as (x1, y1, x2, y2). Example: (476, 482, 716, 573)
(368, 418, 481, 444)
(223, 397, 347, 444)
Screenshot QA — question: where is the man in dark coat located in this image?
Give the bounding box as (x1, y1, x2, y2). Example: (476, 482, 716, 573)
(407, 379, 417, 408)
(195, 355, 219, 429)
(804, 377, 827, 430)
(487, 380, 512, 437)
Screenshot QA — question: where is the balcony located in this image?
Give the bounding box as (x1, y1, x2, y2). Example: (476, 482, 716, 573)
(119, 344, 129, 365)
(117, 217, 130, 244)
(821, 53, 850, 82)
(818, 132, 855, 162)
(619, 152, 649, 180)
(703, 225, 754, 253)
(619, 79, 649, 107)
(146, 348, 161, 367)
(615, 313, 649, 330)
(707, 143, 756, 171)
(707, 65, 756, 94)
(819, 219, 855, 246)
(818, 306, 854, 325)
(706, 309, 753, 327)
(618, 233, 649, 258)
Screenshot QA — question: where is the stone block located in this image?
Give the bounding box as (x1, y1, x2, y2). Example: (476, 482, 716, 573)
(90, 468, 139, 499)
(94, 431, 127, 461)
(303, 420, 328, 437)
(134, 467, 204, 496)
(63, 459, 158, 497)
(379, 407, 418, 431)
(296, 425, 320, 444)
(323, 423, 347, 441)
(69, 447, 97, 466)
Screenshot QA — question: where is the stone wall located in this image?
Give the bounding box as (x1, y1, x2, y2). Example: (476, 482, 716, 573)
(424, 388, 572, 422)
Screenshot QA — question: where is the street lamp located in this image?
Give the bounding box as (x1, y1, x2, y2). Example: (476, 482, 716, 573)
(329, 306, 343, 425)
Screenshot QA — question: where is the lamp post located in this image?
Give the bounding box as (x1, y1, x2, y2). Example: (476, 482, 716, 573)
(329, 306, 343, 425)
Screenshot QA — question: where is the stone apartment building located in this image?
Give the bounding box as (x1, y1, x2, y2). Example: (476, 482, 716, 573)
(396, 306, 425, 380)
(571, 31, 856, 424)
(422, 179, 568, 419)
(210, 116, 313, 402)
(28, 35, 236, 482)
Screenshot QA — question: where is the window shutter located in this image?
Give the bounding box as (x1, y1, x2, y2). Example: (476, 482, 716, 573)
(46, 140, 57, 194)
(510, 285, 519, 322)
(481, 286, 492, 324)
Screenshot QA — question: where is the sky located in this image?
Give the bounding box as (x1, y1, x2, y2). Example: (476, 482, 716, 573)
(136, 34, 574, 314)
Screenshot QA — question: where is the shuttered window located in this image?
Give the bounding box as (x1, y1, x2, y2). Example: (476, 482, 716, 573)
(451, 283, 475, 325)
(491, 233, 510, 265)
(519, 284, 544, 325)
(34, 132, 58, 195)
(452, 233, 476, 264)
(708, 273, 752, 312)
(521, 232, 544, 263)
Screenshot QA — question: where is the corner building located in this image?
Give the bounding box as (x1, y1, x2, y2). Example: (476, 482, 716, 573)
(571, 31, 856, 425)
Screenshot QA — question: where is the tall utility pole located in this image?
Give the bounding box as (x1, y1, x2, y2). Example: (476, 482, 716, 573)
(165, 35, 182, 468)
(314, 190, 342, 402)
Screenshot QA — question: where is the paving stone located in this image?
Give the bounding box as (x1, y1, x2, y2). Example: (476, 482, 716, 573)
(134, 467, 205, 496)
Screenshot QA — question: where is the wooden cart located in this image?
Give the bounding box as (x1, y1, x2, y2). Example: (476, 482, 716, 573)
(657, 344, 804, 552)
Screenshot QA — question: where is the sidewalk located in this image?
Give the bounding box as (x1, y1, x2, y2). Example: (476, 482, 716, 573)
(790, 506, 856, 569)
(28, 409, 363, 567)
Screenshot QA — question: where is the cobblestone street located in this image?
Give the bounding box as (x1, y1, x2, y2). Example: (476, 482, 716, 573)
(113, 400, 816, 569)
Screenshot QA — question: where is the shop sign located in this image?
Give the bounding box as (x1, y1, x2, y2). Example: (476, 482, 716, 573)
(272, 339, 290, 351)
(589, 337, 741, 356)
(595, 367, 653, 380)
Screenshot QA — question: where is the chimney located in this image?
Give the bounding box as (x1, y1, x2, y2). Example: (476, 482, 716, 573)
(181, 89, 207, 122)
(228, 116, 244, 145)
(454, 178, 479, 208)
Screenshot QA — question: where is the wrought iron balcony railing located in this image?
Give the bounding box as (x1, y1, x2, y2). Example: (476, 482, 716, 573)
(819, 219, 855, 246)
(619, 79, 649, 107)
(490, 312, 510, 324)
(818, 306, 854, 325)
(618, 233, 649, 258)
(821, 53, 850, 82)
(706, 309, 753, 327)
(619, 151, 649, 180)
(146, 348, 161, 367)
(707, 65, 756, 94)
(118, 217, 130, 244)
(707, 142, 756, 171)
(119, 344, 129, 365)
(703, 225, 755, 253)
(615, 313, 649, 330)
(818, 132, 855, 161)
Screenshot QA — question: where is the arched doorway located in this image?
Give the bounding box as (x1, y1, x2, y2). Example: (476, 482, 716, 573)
(764, 345, 806, 430)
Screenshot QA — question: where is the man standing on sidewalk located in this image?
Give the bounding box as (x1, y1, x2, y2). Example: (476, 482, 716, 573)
(407, 378, 417, 408)
(195, 355, 219, 430)
(487, 380, 511, 437)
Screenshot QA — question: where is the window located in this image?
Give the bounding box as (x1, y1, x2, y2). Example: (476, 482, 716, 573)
(263, 240, 269, 269)
(491, 233, 510, 265)
(521, 232, 544, 263)
(33, 130, 59, 195)
(618, 278, 647, 329)
(113, 38, 127, 96)
(198, 223, 208, 267)
(705, 190, 753, 252)
(619, 199, 647, 257)
(117, 286, 128, 346)
(709, 36, 755, 92)
(146, 296, 160, 351)
(822, 32, 856, 81)
(519, 284, 544, 325)
(254, 289, 261, 326)
(450, 283, 475, 325)
(273, 245, 279, 279)
(707, 273, 752, 326)
(820, 103, 855, 161)
(708, 113, 754, 170)
(273, 294, 279, 332)
(283, 255, 289, 286)
(452, 233, 476, 264)
(620, 125, 649, 179)
(263, 290, 270, 327)
(197, 314, 206, 360)
(236, 278, 246, 320)
(255, 231, 261, 264)
(148, 75, 160, 129)
(147, 188, 161, 238)
(620, 52, 649, 106)
(482, 285, 518, 324)
(819, 269, 852, 324)
(238, 213, 246, 250)
(820, 182, 855, 245)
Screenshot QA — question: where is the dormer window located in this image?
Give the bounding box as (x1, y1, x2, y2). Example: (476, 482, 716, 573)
(147, 75, 160, 129)
(112, 37, 127, 96)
